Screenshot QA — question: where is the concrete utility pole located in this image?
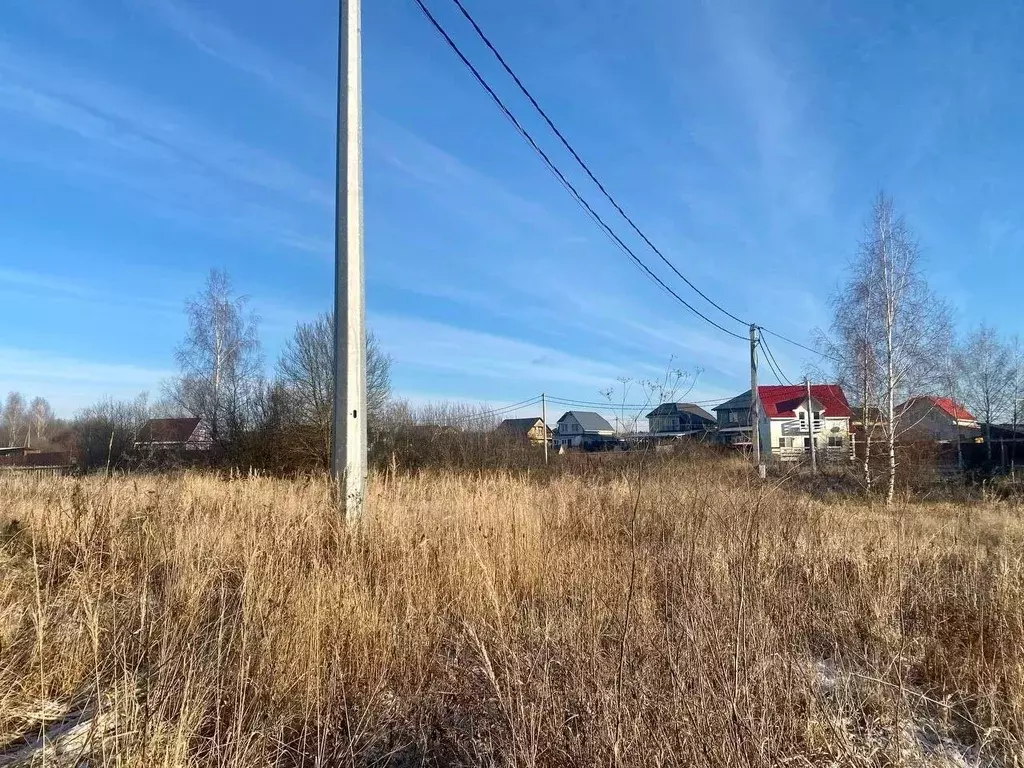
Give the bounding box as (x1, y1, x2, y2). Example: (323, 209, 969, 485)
(749, 324, 761, 471)
(331, 0, 367, 519)
(805, 376, 817, 474)
(541, 393, 548, 465)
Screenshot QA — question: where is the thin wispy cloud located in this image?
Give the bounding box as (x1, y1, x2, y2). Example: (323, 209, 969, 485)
(698, 0, 833, 222)
(372, 314, 644, 392)
(0, 42, 331, 250)
(369, 116, 564, 235)
(138, 0, 334, 120)
(0, 348, 172, 415)
(0, 268, 95, 299)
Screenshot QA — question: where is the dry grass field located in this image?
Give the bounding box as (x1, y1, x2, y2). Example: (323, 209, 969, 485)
(1, 455, 1023, 766)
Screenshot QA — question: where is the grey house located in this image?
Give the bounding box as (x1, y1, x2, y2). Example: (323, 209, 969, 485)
(645, 403, 716, 437)
(712, 390, 753, 446)
(555, 411, 615, 449)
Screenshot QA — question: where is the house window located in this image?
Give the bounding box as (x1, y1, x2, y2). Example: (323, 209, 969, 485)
(778, 437, 794, 448)
(803, 437, 811, 448)
(828, 435, 844, 447)
(813, 411, 822, 427)
(799, 411, 807, 428)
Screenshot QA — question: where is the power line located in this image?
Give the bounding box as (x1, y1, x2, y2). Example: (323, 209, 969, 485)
(547, 397, 654, 410)
(761, 345, 786, 386)
(760, 327, 841, 364)
(416, 0, 848, 367)
(760, 334, 792, 385)
(411, 0, 748, 342)
(547, 395, 726, 409)
(447, 0, 856, 369)
(459, 397, 542, 420)
(447, 0, 749, 330)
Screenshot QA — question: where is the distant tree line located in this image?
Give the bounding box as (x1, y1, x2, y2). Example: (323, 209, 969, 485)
(1, 392, 55, 449)
(20, 269, 546, 474)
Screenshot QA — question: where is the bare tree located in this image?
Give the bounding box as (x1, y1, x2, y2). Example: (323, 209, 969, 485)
(939, 342, 968, 470)
(275, 312, 391, 465)
(74, 393, 152, 472)
(30, 396, 54, 445)
(166, 270, 262, 447)
(829, 194, 951, 504)
(1009, 335, 1024, 476)
(3, 391, 25, 448)
(818, 258, 881, 491)
(958, 323, 1013, 463)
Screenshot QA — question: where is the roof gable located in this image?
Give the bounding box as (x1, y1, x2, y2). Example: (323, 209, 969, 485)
(558, 411, 614, 432)
(497, 417, 546, 434)
(900, 396, 977, 422)
(137, 418, 202, 443)
(645, 403, 717, 422)
(758, 385, 852, 419)
(714, 390, 752, 412)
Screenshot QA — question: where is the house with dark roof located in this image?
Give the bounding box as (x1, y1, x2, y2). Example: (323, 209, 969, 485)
(496, 417, 552, 445)
(712, 390, 754, 446)
(134, 417, 212, 451)
(756, 384, 853, 461)
(645, 403, 716, 437)
(896, 396, 980, 443)
(554, 411, 615, 450)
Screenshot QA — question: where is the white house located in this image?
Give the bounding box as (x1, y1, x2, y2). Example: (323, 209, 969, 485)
(554, 411, 615, 449)
(756, 385, 853, 462)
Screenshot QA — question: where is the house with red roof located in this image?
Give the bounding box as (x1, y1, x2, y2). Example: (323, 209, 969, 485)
(895, 396, 980, 443)
(757, 384, 854, 461)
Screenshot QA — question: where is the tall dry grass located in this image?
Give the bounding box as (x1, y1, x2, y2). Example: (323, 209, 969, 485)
(1, 456, 1023, 766)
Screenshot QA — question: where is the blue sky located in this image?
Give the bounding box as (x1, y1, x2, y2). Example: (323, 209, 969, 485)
(2, 0, 1023, 418)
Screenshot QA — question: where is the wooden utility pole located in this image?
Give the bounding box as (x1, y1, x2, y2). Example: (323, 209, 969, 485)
(541, 392, 548, 465)
(805, 376, 817, 474)
(750, 324, 761, 471)
(331, 0, 367, 520)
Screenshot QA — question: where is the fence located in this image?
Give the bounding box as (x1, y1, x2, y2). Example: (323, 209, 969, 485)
(0, 464, 75, 477)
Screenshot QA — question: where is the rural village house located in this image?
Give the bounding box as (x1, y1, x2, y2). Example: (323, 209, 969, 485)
(896, 396, 980, 443)
(645, 403, 716, 437)
(554, 411, 615, 450)
(496, 417, 552, 445)
(712, 390, 754, 447)
(756, 384, 853, 462)
(134, 417, 212, 451)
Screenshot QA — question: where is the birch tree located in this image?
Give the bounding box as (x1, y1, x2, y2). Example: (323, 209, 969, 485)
(828, 194, 951, 504)
(819, 258, 881, 491)
(166, 270, 263, 446)
(958, 323, 1012, 463)
(871, 195, 952, 503)
(3, 392, 25, 448)
(30, 397, 53, 444)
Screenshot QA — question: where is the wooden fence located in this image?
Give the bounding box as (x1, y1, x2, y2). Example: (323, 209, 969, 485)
(0, 465, 75, 478)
